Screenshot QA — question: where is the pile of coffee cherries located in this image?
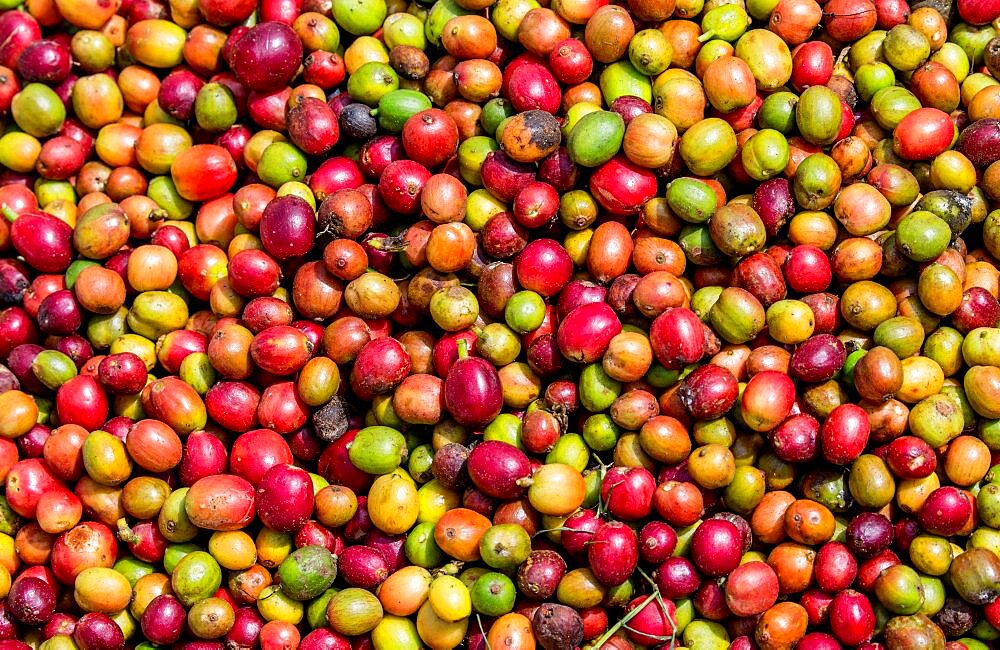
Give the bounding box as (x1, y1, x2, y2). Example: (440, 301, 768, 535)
(1, 0, 1000, 647)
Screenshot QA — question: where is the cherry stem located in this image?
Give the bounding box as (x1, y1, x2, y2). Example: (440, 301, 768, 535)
(116, 518, 140, 545)
(592, 590, 660, 648)
(366, 234, 408, 252)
